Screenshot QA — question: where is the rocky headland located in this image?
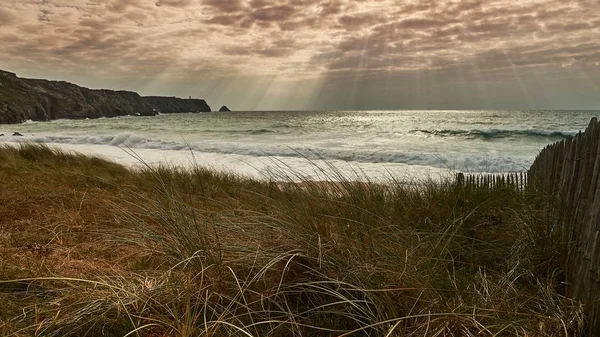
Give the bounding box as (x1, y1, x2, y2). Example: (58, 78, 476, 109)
(0, 70, 212, 124)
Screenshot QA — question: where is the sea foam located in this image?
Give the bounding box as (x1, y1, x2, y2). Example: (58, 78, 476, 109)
(4, 132, 533, 172)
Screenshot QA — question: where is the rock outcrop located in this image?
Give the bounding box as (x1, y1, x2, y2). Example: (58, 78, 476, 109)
(0, 69, 212, 124)
(143, 96, 212, 114)
(219, 105, 231, 112)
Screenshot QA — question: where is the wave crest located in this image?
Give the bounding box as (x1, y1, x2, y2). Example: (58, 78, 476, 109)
(411, 128, 575, 139)
(2, 132, 531, 172)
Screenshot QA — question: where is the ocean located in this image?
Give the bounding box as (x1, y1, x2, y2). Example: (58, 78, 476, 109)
(1, 110, 597, 181)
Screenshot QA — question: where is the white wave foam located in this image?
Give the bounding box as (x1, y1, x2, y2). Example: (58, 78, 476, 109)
(2, 132, 532, 172)
(0, 140, 450, 182)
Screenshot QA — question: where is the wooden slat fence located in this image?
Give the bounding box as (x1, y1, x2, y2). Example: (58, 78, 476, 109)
(456, 172, 527, 192)
(527, 117, 600, 335)
(455, 117, 600, 334)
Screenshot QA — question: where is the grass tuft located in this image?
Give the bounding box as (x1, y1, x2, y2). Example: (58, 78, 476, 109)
(0, 144, 585, 336)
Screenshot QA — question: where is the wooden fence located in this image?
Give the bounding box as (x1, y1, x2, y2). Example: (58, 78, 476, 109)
(527, 117, 600, 334)
(456, 117, 600, 334)
(456, 172, 527, 192)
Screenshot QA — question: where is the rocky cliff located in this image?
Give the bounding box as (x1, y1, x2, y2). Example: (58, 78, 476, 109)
(0, 70, 212, 124)
(143, 96, 212, 114)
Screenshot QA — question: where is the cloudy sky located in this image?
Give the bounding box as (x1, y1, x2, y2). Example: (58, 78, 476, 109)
(1, 0, 599, 110)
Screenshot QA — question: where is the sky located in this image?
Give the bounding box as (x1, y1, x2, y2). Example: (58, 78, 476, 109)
(0, 0, 599, 111)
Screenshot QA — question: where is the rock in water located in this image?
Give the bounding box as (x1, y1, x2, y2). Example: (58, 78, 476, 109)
(12, 132, 23, 136)
(219, 105, 231, 112)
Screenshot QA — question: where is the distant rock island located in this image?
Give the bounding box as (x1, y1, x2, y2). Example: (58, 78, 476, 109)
(219, 105, 231, 112)
(0, 69, 212, 124)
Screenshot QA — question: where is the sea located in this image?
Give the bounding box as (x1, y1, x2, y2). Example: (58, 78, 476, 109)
(1, 110, 598, 181)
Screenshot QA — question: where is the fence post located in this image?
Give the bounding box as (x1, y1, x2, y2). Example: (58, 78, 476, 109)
(527, 118, 600, 335)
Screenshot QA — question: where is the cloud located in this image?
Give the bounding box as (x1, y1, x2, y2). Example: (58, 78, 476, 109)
(320, 1, 344, 16)
(106, 0, 145, 13)
(0, 0, 598, 110)
(0, 7, 17, 26)
(337, 13, 380, 31)
(203, 0, 244, 13)
(251, 4, 295, 22)
(155, 0, 194, 7)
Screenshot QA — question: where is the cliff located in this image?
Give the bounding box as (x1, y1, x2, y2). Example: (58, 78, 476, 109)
(143, 96, 212, 114)
(0, 70, 211, 124)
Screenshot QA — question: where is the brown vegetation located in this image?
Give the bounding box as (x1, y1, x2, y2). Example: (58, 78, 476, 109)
(0, 144, 585, 336)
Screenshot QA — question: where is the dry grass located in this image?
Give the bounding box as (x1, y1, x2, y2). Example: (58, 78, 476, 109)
(0, 143, 585, 336)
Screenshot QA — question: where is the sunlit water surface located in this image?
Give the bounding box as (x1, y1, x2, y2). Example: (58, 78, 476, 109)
(1, 110, 597, 181)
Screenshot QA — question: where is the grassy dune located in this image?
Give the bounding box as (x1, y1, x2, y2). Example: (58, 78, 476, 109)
(0, 144, 584, 336)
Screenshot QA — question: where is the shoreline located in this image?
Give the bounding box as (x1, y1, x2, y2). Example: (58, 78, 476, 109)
(0, 139, 457, 182)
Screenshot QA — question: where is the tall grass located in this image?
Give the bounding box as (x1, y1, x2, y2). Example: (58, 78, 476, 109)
(0, 144, 585, 336)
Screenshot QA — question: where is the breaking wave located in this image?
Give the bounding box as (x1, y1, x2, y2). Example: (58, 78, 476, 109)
(4, 132, 530, 172)
(411, 128, 576, 139)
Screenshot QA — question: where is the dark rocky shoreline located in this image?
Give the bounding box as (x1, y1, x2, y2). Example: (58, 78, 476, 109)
(0, 70, 212, 124)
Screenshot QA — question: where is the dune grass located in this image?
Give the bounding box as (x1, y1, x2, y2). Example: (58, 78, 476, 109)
(0, 143, 585, 336)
